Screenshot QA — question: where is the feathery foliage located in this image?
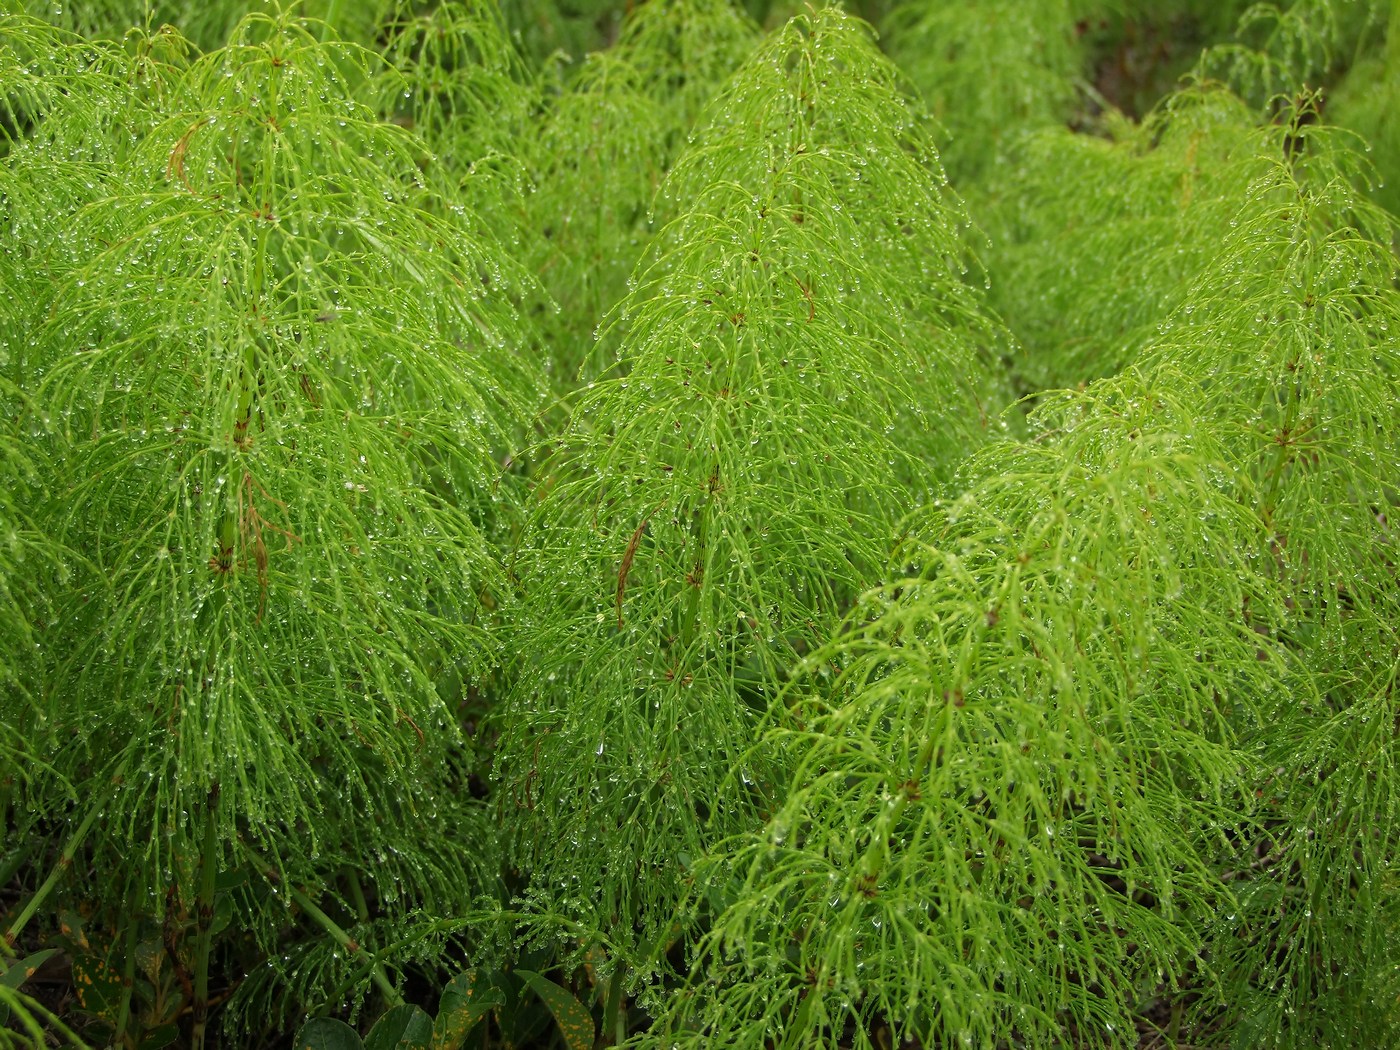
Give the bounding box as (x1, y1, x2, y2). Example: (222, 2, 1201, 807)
(1136, 99, 1400, 1045)
(30, 0, 542, 893)
(3, 6, 544, 1042)
(494, 1, 1002, 1003)
(2, 2, 1397, 1048)
(523, 0, 761, 383)
(1195, 0, 1388, 105)
(373, 0, 537, 223)
(982, 85, 1264, 392)
(881, 0, 1102, 184)
(644, 368, 1289, 1049)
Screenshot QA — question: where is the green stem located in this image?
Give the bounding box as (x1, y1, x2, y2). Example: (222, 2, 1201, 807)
(345, 867, 370, 924)
(319, 0, 343, 43)
(601, 968, 625, 1048)
(1258, 351, 1305, 542)
(0, 770, 12, 857)
(0, 844, 29, 908)
(113, 907, 139, 1047)
(680, 480, 714, 654)
(190, 787, 220, 1050)
(1257, 247, 1317, 542)
(3, 799, 102, 949)
(244, 851, 402, 1008)
(289, 884, 401, 1007)
(1388, 0, 1400, 72)
(743, 0, 772, 28)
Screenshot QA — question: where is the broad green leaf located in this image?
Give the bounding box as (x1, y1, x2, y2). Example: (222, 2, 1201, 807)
(0, 950, 58, 991)
(431, 970, 501, 1050)
(70, 952, 125, 1022)
(133, 938, 167, 987)
(364, 1004, 433, 1050)
(295, 1017, 364, 1050)
(514, 970, 594, 1050)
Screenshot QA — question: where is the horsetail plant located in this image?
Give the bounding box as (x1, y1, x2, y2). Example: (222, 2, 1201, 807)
(3, 7, 544, 1043)
(1137, 95, 1400, 1046)
(642, 367, 1294, 1050)
(1194, 0, 1388, 106)
(494, 0, 1004, 1025)
(880, 0, 1103, 185)
(522, 0, 761, 385)
(981, 83, 1266, 393)
(372, 0, 538, 236)
(641, 78, 1400, 1050)
(3, 1, 1398, 1047)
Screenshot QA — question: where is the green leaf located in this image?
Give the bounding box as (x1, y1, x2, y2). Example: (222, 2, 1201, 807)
(431, 970, 501, 1050)
(295, 1017, 364, 1050)
(0, 950, 58, 991)
(56, 909, 90, 952)
(365, 1004, 433, 1050)
(210, 889, 236, 937)
(514, 970, 594, 1050)
(70, 951, 126, 1022)
(138, 1023, 180, 1049)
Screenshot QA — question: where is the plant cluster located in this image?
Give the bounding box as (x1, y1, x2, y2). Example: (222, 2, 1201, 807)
(2, 1, 1397, 1049)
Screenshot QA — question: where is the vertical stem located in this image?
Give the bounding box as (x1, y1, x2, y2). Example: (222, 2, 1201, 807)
(743, 0, 773, 26)
(345, 867, 369, 924)
(1257, 240, 1316, 544)
(0, 845, 28, 909)
(1259, 403, 1299, 534)
(679, 476, 715, 654)
(319, 0, 343, 42)
(243, 850, 402, 1008)
(3, 799, 102, 949)
(0, 770, 12, 856)
(113, 908, 139, 1046)
(190, 784, 219, 1050)
(601, 969, 625, 1048)
(1388, 0, 1400, 72)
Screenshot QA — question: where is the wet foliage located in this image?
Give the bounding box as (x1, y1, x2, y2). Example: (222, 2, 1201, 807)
(1, 1, 1397, 1048)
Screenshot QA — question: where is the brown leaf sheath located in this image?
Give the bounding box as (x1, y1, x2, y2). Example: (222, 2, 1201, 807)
(616, 512, 654, 629)
(793, 274, 815, 321)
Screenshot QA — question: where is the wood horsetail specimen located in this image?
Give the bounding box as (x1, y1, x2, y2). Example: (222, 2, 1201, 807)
(493, 2, 1004, 1014)
(1, 2, 1396, 1048)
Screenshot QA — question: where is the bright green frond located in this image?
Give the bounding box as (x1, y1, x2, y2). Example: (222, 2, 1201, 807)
(14, 7, 544, 962)
(645, 369, 1288, 1049)
(494, 1, 1008, 991)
